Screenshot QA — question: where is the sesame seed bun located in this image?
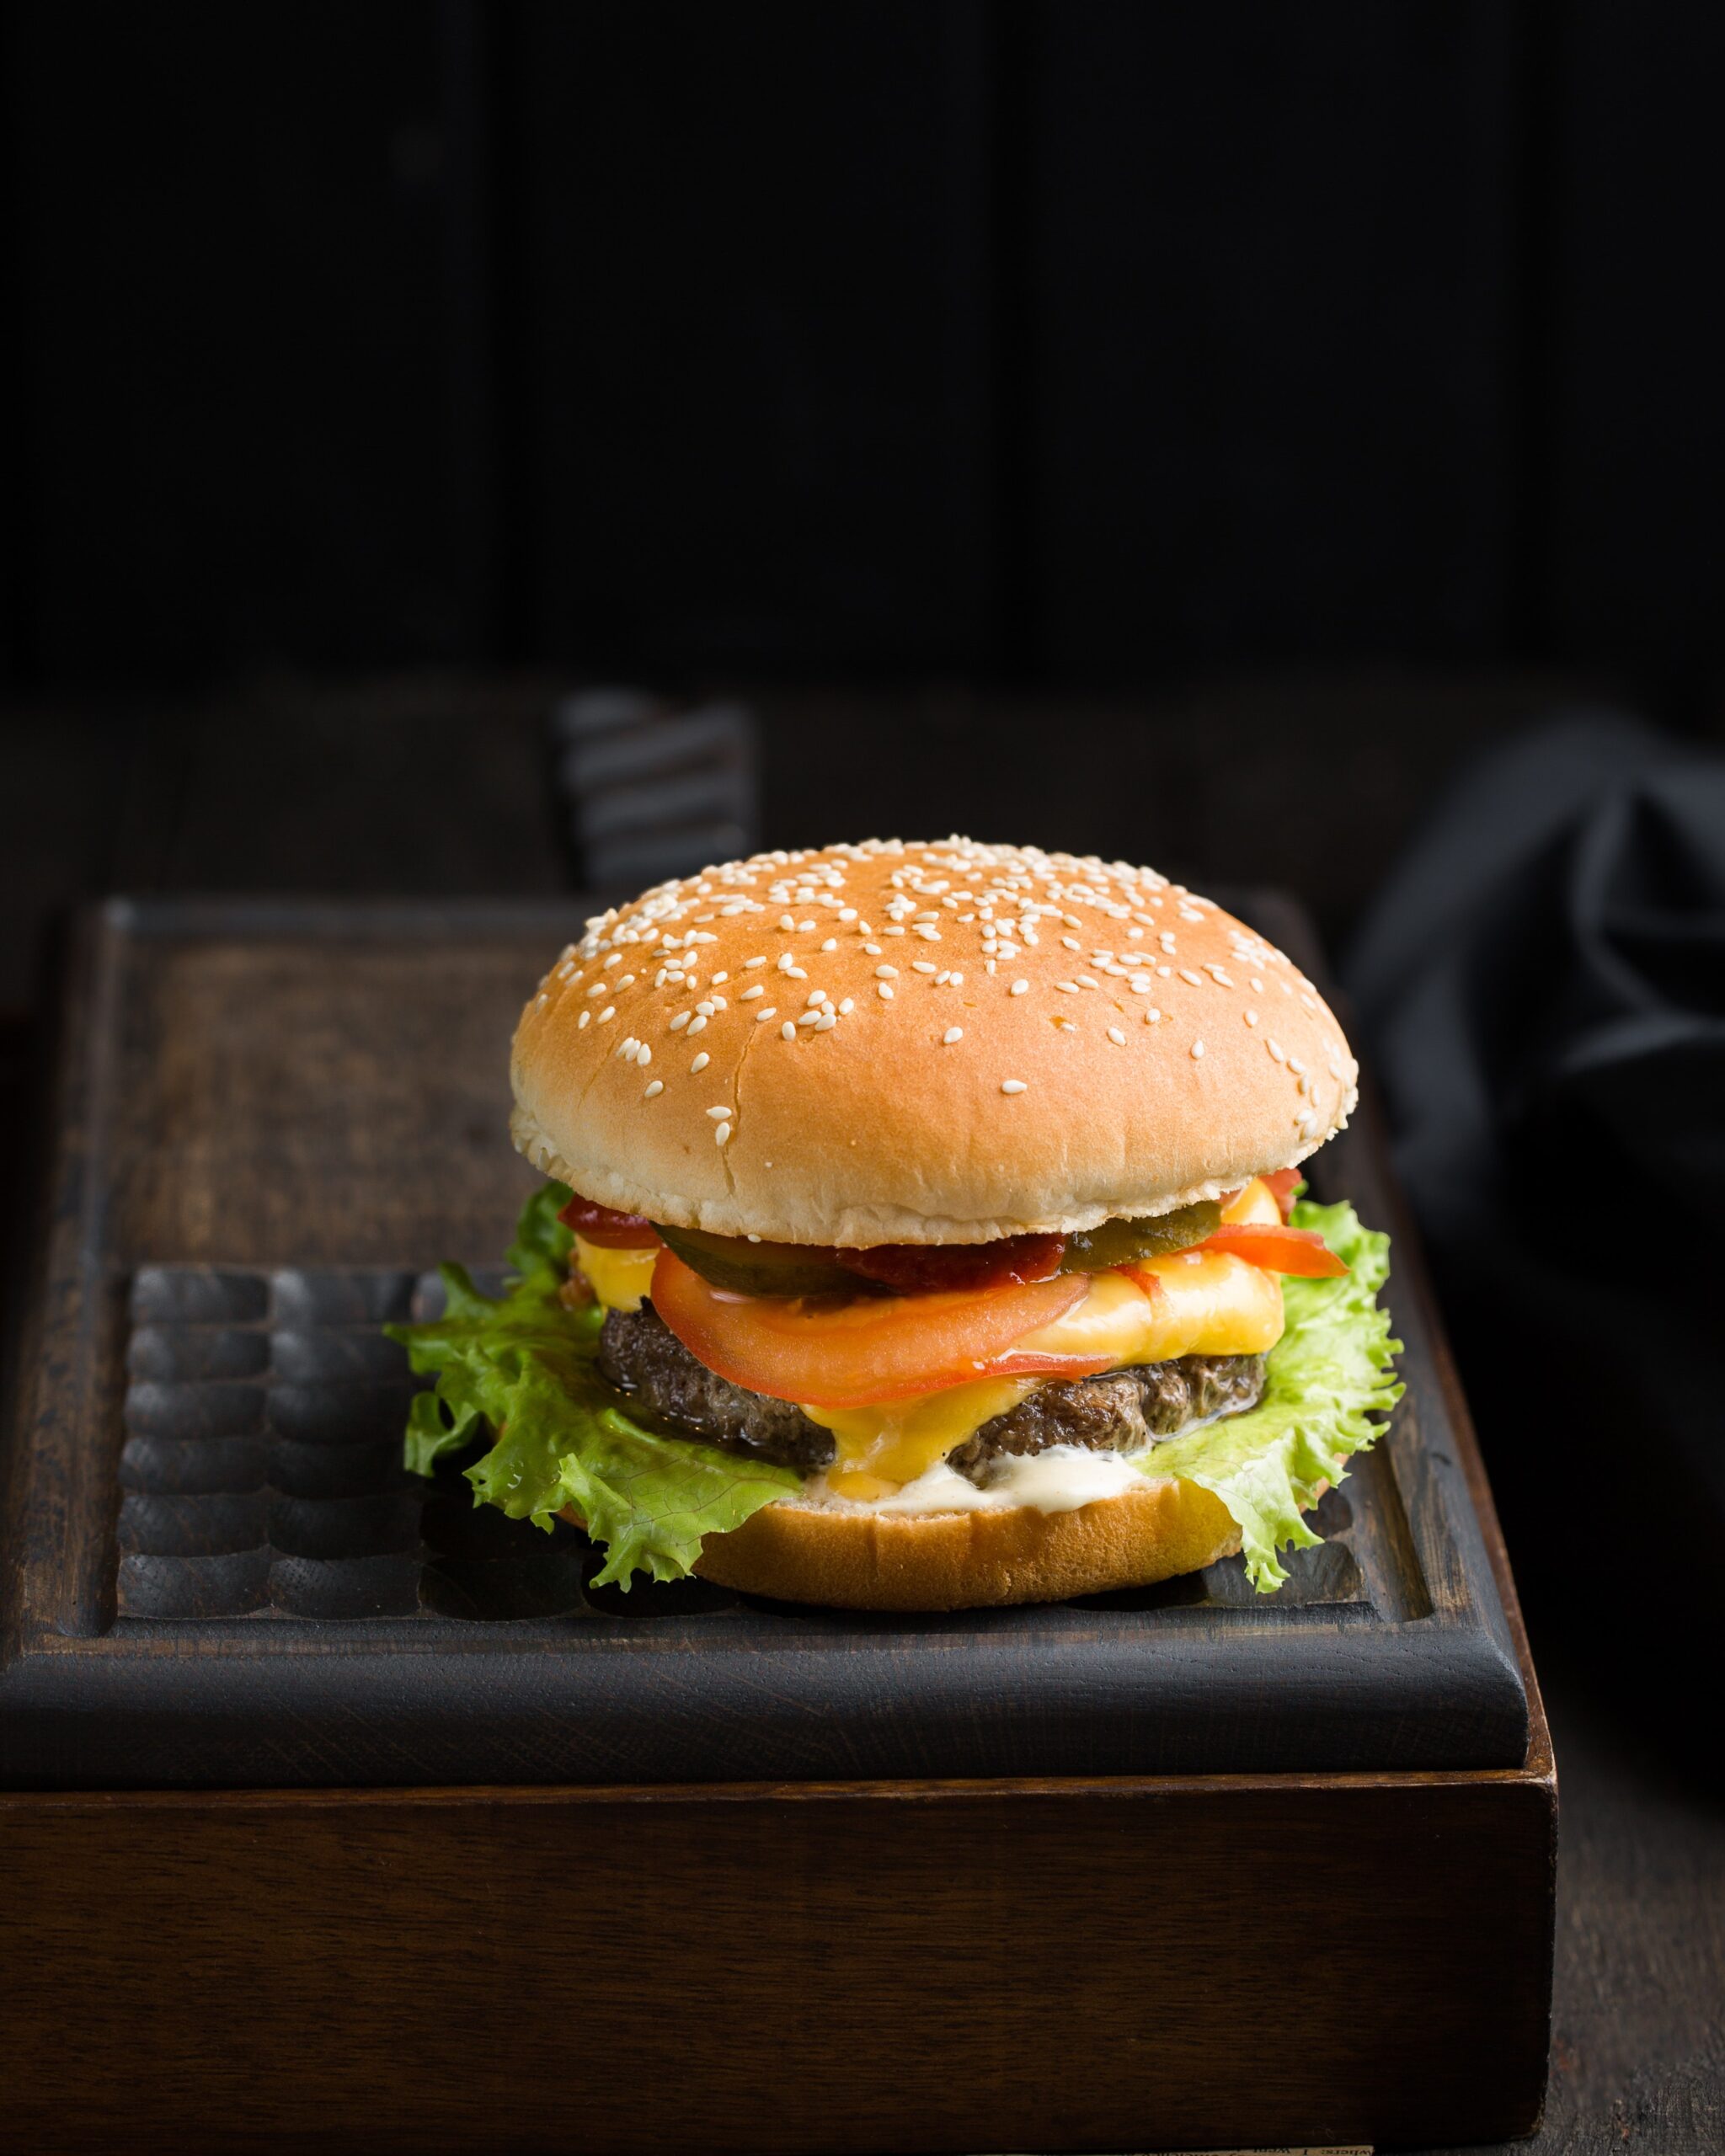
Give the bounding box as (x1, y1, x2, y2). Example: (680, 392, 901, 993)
(512, 838, 1358, 1246)
(687, 1472, 1261, 1609)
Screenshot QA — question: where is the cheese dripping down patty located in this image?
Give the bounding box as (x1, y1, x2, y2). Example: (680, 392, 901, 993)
(572, 1177, 1286, 1497)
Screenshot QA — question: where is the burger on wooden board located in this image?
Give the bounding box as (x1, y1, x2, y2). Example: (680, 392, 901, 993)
(392, 839, 1402, 1609)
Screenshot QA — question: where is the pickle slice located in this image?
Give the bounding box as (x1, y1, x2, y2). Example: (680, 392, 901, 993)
(654, 1223, 886, 1299)
(1058, 1201, 1220, 1273)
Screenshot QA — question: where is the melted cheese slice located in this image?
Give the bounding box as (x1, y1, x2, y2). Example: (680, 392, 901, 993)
(804, 1376, 1042, 1499)
(578, 1178, 1290, 1497)
(574, 1235, 657, 1313)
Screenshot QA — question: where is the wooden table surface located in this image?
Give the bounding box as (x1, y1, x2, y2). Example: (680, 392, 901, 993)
(2, 675, 1720, 2153)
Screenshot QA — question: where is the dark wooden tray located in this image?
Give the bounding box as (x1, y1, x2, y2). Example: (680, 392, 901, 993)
(0, 892, 1556, 2153)
(2, 894, 1526, 1787)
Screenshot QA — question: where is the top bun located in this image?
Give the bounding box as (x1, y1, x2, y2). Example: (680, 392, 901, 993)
(510, 838, 1358, 1246)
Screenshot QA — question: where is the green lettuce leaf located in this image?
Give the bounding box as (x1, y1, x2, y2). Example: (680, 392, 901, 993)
(1138, 1196, 1403, 1590)
(387, 1184, 798, 1588)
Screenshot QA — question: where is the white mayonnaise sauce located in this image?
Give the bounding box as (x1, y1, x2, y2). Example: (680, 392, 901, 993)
(793, 1444, 1150, 1518)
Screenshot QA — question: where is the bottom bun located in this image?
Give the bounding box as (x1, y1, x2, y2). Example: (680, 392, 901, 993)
(692, 1475, 1252, 1612)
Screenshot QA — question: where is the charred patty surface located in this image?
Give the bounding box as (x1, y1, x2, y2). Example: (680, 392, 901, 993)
(944, 1353, 1266, 1478)
(597, 1302, 1268, 1481)
(598, 1304, 836, 1471)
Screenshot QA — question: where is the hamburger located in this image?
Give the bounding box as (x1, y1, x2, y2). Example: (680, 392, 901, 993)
(392, 838, 1402, 1609)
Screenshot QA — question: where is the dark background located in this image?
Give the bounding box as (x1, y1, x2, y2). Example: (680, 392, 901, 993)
(3, 10, 1722, 2149)
(4, 3, 1725, 984)
(6, 1, 1724, 696)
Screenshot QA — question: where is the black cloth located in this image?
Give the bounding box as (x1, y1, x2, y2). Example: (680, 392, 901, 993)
(1344, 716, 1725, 1691)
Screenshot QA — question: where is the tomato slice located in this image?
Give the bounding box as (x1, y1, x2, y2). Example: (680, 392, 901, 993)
(1196, 1222, 1346, 1276)
(836, 1232, 1066, 1294)
(1259, 1168, 1303, 1222)
(556, 1194, 660, 1248)
(649, 1246, 1102, 1407)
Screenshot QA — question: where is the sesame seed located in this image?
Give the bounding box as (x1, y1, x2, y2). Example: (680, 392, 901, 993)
(1107, 1026, 1126, 1045)
(784, 965, 807, 980)
(814, 1012, 836, 1031)
(1076, 974, 1098, 990)
(696, 1001, 715, 1017)
(875, 964, 898, 978)
(1268, 1038, 1285, 1062)
(776, 953, 794, 971)
(1179, 969, 1203, 987)
(1001, 1079, 1027, 1094)
(1288, 1056, 1307, 1075)
(644, 1080, 663, 1098)
(704, 1104, 728, 1118)
(1143, 1007, 1160, 1023)
(1061, 937, 1081, 951)
(711, 971, 728, 985)
(740, 985, 763, 1000)
(1250, 979, 1264, 994)
(838, 997, 854, 1013)
(797, 1010, 820, 1027)
(745, 956, 766, 969)
(686, 1015, 707, 1035)
(1191, 1039, 1205, 1059)
(638, 1044, 652, 1065)
(778, 915, 794, 930)
(781, 1022, 796, 1040)
(755, 1006, 777, 1022)
(912, 961, 937, 975)
(806, 989, 825, 1006)
(1055, 981, 1079, 994)
(820, 938, 837, 952)
(1157, 964, 1172, 977)
(586, 982, 606, 997)
(878, 983, 894, 999)
(1010, 979, 1029, 995)
(578, 1011, 590, 1029)
(863, 943, 883, 956)
(598, 1006, 616, 1023)
(691, 1051, 710, 1073)
(943, 1027, 964, 1044)
(950, 971, 964, 985)
(1245, 1010, 1259, 1027)
(714, 1122, 732, 1145)
(669, 1012, 691, 1031)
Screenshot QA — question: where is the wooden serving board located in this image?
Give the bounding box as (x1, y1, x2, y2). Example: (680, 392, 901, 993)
(7, 892, 1526, 1785)
(3, 894, 1523, 1786)
(0, 893, 1556, 2152)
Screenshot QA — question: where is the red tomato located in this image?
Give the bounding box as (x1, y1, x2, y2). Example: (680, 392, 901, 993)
(1197, 1222, 1346, 1276)
(649, 1246, 1103, 1407)
(556, 1194, 660, 1248)
(1260, 1168, 1303, 1222)
(836, 1232, 1066, 1294)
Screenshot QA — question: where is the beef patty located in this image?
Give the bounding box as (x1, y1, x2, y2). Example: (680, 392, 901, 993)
(597, 1303, 1267, 1483)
